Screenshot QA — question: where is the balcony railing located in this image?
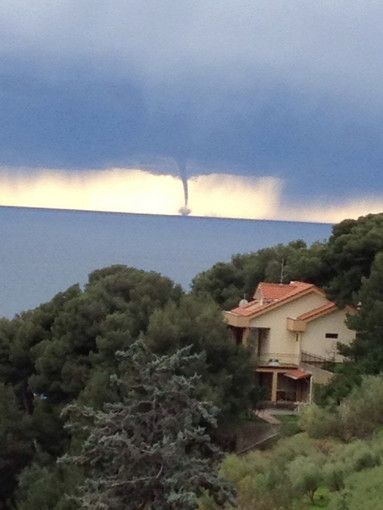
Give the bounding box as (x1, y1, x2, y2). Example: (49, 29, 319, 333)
(301, 351, 338, 371)
(301, 351, 334, 363)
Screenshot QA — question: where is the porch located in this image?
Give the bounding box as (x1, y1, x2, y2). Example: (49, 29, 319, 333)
(257, 366, 312, 404)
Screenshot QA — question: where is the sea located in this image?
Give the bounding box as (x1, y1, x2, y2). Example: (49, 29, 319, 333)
(0, 206, 332, 318)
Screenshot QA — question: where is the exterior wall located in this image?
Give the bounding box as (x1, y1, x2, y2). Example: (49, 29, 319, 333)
(300, 363, 334, 385)
(249, 292, 328, 364)
(301, 310, 355, 362)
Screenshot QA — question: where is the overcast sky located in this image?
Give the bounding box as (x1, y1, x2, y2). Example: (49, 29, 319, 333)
(1, 1, 383, 221)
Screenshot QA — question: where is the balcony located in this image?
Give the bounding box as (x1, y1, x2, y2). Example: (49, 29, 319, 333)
(286, 317, 306, 332)
(301, 351, 338, 371)
(257, 352, 300, 367)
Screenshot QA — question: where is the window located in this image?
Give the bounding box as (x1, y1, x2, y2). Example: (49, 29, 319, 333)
(325, 333, 338, 339)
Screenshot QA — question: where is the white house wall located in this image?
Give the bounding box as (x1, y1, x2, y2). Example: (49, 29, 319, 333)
(301, 310, 355, 362)
(248, 292, 328, 361)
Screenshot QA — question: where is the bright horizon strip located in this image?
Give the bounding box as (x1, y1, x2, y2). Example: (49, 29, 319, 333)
(0, 167, 382, 223)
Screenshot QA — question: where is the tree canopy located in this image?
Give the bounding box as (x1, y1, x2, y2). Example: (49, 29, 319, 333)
(0, 264, 255, 509)
(3, 212, 383, 507)
(62, 341, 235, 510)
(324, 213, 383, 306)
(191, 239, 328, 310)
(192, 212, 383, 310)
(201, 374, 383, 510)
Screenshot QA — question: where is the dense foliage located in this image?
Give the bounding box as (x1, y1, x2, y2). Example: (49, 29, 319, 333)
(201, 375, 383, 510)
(3, 212, 383, 507)
(0, 265, 256, 509)
(62, 341, 235, 510)
(192, 212, 383, 309)
(192, 239, 328, 310)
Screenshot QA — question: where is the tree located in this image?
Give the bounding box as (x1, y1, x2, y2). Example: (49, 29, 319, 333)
(324, 213, 383, 306)
(287, 455, 323, 504)
(0, 267, 184, 508)
(16, 463, 80, 510)
(341, 252, 383, 373)
(328, 466, 383, 510)
(191, 213, 383, 312)
(61, 341, 235, 510)
(0, 383, 33, 508)
(320, 249, 383, 403)
(143, 294, 258, 425)
(301, 375, 383, 441)
(0, 264, 258, 508)
(30, 266, 183, 404)
(192, 240, 328, 310)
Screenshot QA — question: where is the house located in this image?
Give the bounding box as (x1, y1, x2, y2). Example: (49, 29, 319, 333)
(224, 281, 355, 404)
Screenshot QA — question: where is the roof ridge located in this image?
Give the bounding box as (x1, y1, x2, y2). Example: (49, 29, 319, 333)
(231, 283, 321, 318)
(298, 302, 338, 321)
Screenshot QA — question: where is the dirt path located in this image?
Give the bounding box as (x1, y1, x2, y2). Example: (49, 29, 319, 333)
(255, 409, 281, 424)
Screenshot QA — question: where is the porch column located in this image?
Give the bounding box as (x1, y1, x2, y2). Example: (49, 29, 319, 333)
(271, 371, 278, 403)
(242, 327, 250, 346)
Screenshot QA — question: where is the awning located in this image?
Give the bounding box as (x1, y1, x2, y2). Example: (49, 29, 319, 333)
(283, 369, 311, 380)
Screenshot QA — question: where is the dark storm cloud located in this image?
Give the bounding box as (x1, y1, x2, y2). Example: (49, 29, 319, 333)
(1, 1, 383, 201)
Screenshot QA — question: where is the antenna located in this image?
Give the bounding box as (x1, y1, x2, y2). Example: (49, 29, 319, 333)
(239, 293, 248, 308)
(279, 259, 285, 284)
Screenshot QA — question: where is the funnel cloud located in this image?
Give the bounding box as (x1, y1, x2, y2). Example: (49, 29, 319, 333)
(0, 166, 381, 223)
(177, 159, 191, 216)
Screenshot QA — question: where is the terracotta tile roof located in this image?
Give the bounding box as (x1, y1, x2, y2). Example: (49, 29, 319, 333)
(298, 302, 338, 321)
(230, 301, 264, 317)
(283, 369, 311, 380)
(256, 281, 316, 300)
(231, 281, 321, 318)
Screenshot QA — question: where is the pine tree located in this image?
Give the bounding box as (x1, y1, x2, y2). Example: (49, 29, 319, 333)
(343, 252, 383, 373)
(61, 341, 235, 510)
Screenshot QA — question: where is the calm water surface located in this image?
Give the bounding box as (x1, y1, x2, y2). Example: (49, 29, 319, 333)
(0, 207, 332, 317)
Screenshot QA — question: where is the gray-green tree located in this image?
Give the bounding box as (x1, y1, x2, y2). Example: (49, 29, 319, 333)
(61, 341, 235, 510)
(143, 294, 258, 424)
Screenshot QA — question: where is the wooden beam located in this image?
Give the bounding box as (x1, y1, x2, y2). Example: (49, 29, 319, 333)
(271, 371, 278, 403)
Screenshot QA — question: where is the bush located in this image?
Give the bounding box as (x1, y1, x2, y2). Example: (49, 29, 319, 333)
(328, 466, 383, 510)
(301, 375, 383, 441)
